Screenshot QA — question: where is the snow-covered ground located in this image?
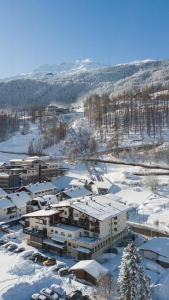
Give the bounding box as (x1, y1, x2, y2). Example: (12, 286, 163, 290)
(0, 225, 168, 300)
(0, 112, 169, 298)
(0, 226, 93, 300)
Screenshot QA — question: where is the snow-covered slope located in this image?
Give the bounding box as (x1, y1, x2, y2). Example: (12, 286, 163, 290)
(1, 59, 169, 107)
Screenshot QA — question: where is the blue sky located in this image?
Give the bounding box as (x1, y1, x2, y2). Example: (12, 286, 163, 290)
(0, 0, 169, 77)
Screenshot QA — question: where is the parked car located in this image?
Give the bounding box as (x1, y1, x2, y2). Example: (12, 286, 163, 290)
(53, 262, 66, 272)
(31, 293, 48, 300)
(14, 246, 25, 253)
(4, 241, 13, 249)
(58, 267, 70, 277)
(43, 258, 56, 266)
(0, 224, 10, 233)
(50, 284, 66, 298)
(19, 250, 36, 259)
(36, 255, 48, 263)
(0, 239, 8, 246)
(40, 288, 58, 299)
(7, 232, 17, 239)
(66, 290, 82, 300)
(29, 252, 48, 263)
(7, 243, 18, 251)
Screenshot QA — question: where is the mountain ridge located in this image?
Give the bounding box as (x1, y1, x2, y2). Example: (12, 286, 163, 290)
(1, 58, 169, 107)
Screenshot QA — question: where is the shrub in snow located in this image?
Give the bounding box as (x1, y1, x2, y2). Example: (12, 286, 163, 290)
(118, 243, 151, 300)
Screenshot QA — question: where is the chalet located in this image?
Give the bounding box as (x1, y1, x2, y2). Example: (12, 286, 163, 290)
(59, 187, 92, 200)
(0, 198, 16, 221)
(19, 182, 56, 198)
(140, 237, 169, 268)
(0, 191, 31, 222)
(70, 260, 108, 285)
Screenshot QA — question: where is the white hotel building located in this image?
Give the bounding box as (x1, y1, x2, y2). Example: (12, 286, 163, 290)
(23, 194, 129, 259)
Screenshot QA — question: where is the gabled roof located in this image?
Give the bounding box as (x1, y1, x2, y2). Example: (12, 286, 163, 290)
(24, 209, 59, 217)
(0, 188, 7, 198)
(52, 193, 129, 221)
(0, 198, 15, 209)
(90, 176, 112, 190)
(140, 237, 169, 258)
(7, 192, 31, 208)
(70, 260, 108, 279)
(21, 182, 56, 194)
(52, 176, 75, 191)
(62, 187, 92, 198)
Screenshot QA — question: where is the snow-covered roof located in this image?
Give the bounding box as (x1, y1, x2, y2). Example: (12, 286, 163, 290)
(140, 237, 169, 258)
(24, 209, 59, 218)
(90, 176, 112, 190)
(0, 188, 7, 198)
(7, 192, 31, 208)
(52, 193, 129, 221)
(70, 260, 108, 279)
(41, 194, 59, 204)
(0, 172, 9, 177)
(69, 178, 86, 187)
(21, 182, 56, 194)
(115, 188, 151, 207)
(52, 176, 75, 191)
(70, 194, 129, 221)
(63, 187, 92, 198)
(34, 194, 58, 204)
(0, 198, 15, 209)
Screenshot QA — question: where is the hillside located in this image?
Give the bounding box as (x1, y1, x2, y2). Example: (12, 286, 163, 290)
(1, 59, 169, 107)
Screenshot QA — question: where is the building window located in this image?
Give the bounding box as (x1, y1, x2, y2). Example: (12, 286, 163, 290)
(51, 229, 53, 233)
(68, 243, 71, 246)
(114, 228, 117, 231)
(68, 234, 72, 237)
(61, 232, 65, 236)
(114, 216, 118, 220)
(43, 220, 47, 225)
(55, 230, 58, 234)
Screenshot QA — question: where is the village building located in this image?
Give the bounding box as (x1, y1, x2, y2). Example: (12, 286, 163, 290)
(69, 260, 108, 285)
(46, 103, 70, 116)
(19, 182, 56, 198)
(0, 172, 21, 191)
(140, 237, 169, 268)
(0, 191, 31, 222)
(23, 193, 129, 259)
(58, 186, 92, 201)
(0, 156, 65, 190)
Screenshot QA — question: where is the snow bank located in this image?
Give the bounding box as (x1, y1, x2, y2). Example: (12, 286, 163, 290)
(8, 259, 36, 276)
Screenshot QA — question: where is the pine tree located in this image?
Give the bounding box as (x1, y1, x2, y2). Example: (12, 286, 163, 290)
(118, 243, 151, 300)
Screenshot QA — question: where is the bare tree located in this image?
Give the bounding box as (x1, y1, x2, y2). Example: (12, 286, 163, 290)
(92, 273, 118, 300)
(144, 175, 159, 193)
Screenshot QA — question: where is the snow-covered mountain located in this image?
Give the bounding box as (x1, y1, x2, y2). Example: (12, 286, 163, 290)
(1, 58, 169, 107)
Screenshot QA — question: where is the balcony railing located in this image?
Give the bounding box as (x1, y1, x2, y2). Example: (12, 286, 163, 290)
(23, 227, 46, 238)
